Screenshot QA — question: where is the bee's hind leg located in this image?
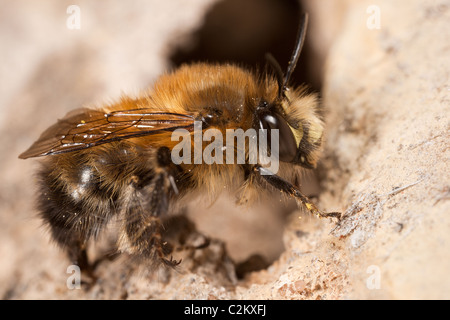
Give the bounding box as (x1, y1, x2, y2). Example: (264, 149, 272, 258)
(253, 166, 341, 220)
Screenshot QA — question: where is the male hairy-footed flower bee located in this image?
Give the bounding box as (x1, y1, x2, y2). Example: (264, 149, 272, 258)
(19, 13, 339, 273)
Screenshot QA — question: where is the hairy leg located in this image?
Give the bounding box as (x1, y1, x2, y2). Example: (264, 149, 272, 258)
(254, 166, 341, 219)
(118, 147, 181, 267)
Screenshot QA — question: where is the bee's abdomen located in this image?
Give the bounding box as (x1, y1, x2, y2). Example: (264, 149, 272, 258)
(37, 155, 119, 250)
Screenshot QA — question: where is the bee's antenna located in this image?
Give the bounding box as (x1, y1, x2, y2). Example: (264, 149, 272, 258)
(265, 52, 284, 99)
(282, 12, 309, 95)
(265, 13, 309, 101)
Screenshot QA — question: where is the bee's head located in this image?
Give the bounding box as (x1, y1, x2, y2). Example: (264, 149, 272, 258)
(255, 13, 323, 169)
(254, 94, 323, 169)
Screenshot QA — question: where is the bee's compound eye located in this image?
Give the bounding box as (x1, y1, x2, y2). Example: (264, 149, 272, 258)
(259, 112, 298, 162)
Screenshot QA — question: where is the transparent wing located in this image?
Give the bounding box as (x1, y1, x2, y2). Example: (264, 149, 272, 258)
(19, 108, 196, 159)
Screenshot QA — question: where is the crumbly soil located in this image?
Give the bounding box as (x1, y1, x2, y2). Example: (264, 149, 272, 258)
(0, 0, 448, 299)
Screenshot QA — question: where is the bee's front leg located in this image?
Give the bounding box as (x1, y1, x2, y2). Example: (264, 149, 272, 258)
(253, 166, 341, 220)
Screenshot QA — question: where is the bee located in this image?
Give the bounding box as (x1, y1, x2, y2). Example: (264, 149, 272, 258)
(19, 14, 339, 273)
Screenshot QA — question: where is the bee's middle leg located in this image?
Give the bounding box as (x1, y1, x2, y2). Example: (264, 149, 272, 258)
(119, 147, 180, 267)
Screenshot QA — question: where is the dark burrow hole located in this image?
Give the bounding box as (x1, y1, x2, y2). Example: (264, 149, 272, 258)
(166, 0, 327, 280)
(168, 0, 321, 93)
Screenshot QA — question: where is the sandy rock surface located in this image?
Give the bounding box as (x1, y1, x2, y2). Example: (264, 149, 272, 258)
(0, 0, 448, 299)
